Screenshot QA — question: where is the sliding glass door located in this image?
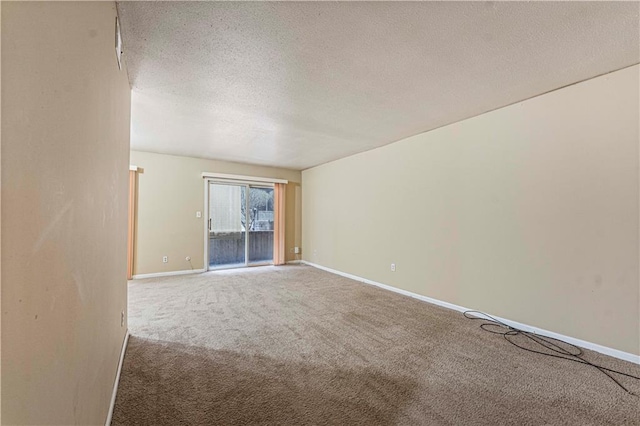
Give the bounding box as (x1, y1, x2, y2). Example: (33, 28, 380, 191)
(247, 186, 274, 265)
(208, 183, 246, 269)
(208, 182, 274, 270)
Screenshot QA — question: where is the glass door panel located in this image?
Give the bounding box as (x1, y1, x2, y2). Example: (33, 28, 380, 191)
(247, 186, 274, 265)
(208, 183, 246, 269)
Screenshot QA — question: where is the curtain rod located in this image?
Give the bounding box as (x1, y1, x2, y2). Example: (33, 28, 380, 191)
(201, 172, 288, 185)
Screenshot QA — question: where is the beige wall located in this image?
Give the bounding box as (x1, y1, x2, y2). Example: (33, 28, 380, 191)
(2, 2, 131, 424)
(303, 65, 640, 355)
(130, 151, 302, 275)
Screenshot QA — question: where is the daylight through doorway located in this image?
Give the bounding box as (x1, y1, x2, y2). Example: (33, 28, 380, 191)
(207, 182, 274, 270)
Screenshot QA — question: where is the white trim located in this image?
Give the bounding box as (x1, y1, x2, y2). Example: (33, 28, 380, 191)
(300, 261, 640, 365)
(105, 330, 129, 426)
(201, 172, 288, 185)
(286, 260, 302, 265)
(131, 269, 206, 280)
(129, 165, 138, 171)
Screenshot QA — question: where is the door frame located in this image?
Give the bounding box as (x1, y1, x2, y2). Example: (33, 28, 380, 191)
(203, 177, 278, 271)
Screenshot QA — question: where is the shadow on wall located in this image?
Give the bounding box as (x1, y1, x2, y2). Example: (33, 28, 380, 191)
(112, 336, 418, 425)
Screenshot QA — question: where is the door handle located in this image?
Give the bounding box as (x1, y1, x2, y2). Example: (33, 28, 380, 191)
(209, 218, 212, 231)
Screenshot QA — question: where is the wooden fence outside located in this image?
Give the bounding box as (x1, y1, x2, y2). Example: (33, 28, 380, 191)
(209, 231, 274, 266)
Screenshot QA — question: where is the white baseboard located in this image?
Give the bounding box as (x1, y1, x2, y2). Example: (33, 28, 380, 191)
(132, 269, 206, 280)
(105, 330, 129, 426)
(286, 260, 302, 265)
(300, 260, 640, 365)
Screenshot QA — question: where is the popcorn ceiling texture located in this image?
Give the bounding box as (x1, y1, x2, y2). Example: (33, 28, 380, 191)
(117, 1, 639, 170)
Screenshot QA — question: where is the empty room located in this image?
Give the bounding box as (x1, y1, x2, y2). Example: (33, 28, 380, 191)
(2, 1, 639, 425)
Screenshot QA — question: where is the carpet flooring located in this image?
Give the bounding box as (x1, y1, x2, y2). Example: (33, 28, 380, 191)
(112, 265, 640, 425)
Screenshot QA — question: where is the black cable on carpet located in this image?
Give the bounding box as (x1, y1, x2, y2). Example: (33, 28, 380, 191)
(463, 310, 640, 395)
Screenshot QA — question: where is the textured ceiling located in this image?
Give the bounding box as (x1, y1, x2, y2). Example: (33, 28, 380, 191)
(118, 1, 639, 170)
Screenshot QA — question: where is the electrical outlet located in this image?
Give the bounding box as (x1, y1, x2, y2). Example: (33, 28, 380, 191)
(196, 211, 202, 218)
(294, 247, 300, 254)
(162, 256, 168, 263)
(121, 311, 125, 327)
(391, 263, 396, 272)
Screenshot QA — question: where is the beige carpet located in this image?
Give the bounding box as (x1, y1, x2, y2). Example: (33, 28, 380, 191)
(112, 265, 640, 425)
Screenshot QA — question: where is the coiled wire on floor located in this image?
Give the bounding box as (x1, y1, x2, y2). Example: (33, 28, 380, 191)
(463, 310, 640, 395)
